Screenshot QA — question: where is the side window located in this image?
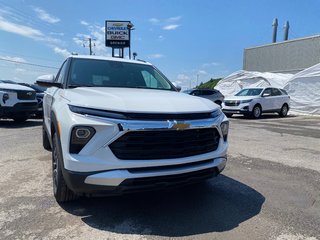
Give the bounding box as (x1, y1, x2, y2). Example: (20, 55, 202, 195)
(202, 90, 213, 95)
(141, 70, 158, 88)
(272, 88, 282, 96)
(262, 88, 272, 97)
(192, 90, 200, 96)
(55, 61, 68, 84)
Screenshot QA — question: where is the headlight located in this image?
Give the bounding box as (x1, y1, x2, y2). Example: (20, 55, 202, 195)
(0, 89, 16, 93)
(69, 105, 127, 119)
(69, 126, 95, 154)
(220, 121, 229, 141)
(210, 108, 222, 118)
(240, 99, 253, 104)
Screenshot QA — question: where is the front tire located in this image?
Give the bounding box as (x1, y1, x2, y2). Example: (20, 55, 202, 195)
(279, 104, 289, 117)
(52, 132, 77, 202)
(251, 105, 262, 119)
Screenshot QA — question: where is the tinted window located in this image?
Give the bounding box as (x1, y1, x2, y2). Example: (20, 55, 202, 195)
(280, 89, 288, 95)
(68, 59, 173, 90)
(272, 88, 282, 96)
(236, 88, 263, 96)
(262, 88, 272, 96)
(202, 90, 214, 95)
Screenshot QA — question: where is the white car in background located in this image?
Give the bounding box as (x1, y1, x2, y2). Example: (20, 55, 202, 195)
(0, 81, 38, 122)
(222, 87, 290, 118)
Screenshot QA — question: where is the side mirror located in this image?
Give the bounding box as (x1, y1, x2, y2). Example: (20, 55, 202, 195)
(262, 93, 271, 97)
(36, 74, 62, 88)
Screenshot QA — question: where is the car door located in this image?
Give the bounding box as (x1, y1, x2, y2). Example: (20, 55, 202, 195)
(260, 88, 273, 111)
(44, 60, 69, 135)
(271, 88, 284, 110)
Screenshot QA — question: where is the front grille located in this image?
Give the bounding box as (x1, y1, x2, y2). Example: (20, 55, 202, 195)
(109, 128, 220, 160)
(224, 100, 240, 106)
(17, 90, 36, 100)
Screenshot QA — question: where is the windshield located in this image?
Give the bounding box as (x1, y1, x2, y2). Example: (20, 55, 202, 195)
(235, 88, 263, 96)
(68, 59, 174, 91)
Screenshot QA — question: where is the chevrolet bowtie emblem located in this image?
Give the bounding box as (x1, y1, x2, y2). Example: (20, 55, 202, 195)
(168, 120, 190, 130)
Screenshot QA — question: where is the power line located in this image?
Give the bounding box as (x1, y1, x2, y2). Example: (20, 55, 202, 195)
(0, 58, 59, 69)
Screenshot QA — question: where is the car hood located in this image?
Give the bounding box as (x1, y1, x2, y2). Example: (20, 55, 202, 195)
(62, 87, 218, 113)
(0, 83, 35, 91)
(225, 96, 259, 101)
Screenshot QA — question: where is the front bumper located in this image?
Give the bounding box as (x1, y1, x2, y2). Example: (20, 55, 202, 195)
(62, 157, 226, 195)
(57, 106, 229, 194)
(222, 103, 251, 114)
(0, 102, 38, 117)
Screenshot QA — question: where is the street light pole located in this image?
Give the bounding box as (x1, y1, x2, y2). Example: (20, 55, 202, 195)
(127, 22, 134, 59)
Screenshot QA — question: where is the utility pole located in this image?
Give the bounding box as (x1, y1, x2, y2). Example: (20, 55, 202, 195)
(89, 38, 92, 55)
(83, 38, 96, 55)
(196, 74, 199, 87)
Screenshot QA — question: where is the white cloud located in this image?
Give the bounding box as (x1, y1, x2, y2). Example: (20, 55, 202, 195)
(148, 54, 165, 59)
(198, 70, 207, 75)
(50, 32, 64, 36)
(202, 62, 220, 68)
(0, 16, 63, 45)
(0, 16, 43, 39)
(149, 18, 160, 24)
(167, 16, 182, 22)
(0, 55, 26, 63)
(158, 35, 165, 41)
(15, 68, 26, 72)
(53, 47, 70, 58)
(163, 24, 180, 30)
(177, 74, 190, 80)
(80, 20, 89, 26)
(33, 7, 60, 24)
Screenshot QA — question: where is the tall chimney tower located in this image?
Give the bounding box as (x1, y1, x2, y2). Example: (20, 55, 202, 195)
(283, 21, 290, 41)
(272, 18, 278, 43)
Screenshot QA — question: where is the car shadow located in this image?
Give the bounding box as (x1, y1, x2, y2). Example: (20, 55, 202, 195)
(0, 119, 42, 128)
(60, 175, 265, 237)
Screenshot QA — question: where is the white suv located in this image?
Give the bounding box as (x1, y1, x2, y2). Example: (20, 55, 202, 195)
(222, 87, 290, 118)
(0, 81, 38, 122)
(37, 55, 229, 202)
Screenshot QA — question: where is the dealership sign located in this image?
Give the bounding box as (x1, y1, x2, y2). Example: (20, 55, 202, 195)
(105, 21, 131, 48)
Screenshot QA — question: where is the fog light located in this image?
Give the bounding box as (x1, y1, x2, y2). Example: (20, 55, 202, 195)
(70, 126, 95, 153)
(75, 128, 91, 139)
(2, 93, 9, 103)
(220, 121, 229, 141)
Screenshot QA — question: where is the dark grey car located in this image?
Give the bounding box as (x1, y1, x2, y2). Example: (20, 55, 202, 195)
(183, 89, 224, 106)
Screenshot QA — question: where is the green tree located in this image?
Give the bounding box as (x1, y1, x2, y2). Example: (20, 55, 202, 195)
(197, 78, 221, 89)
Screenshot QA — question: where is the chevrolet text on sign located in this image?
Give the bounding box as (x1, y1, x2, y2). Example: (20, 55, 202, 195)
(105, 21, 131, 48)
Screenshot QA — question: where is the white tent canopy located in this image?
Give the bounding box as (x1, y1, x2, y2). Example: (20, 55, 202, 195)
(284, 63, 320, 115)
(216, 70, 293, 97)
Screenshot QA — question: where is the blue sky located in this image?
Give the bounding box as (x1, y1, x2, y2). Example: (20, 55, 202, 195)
(0, 0, 319, 88)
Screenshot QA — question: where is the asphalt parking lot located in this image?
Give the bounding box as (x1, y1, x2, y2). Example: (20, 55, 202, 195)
(0, 114, 319, 240)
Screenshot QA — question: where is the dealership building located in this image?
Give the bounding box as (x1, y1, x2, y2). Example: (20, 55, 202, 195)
(243, 35, 320, 74)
